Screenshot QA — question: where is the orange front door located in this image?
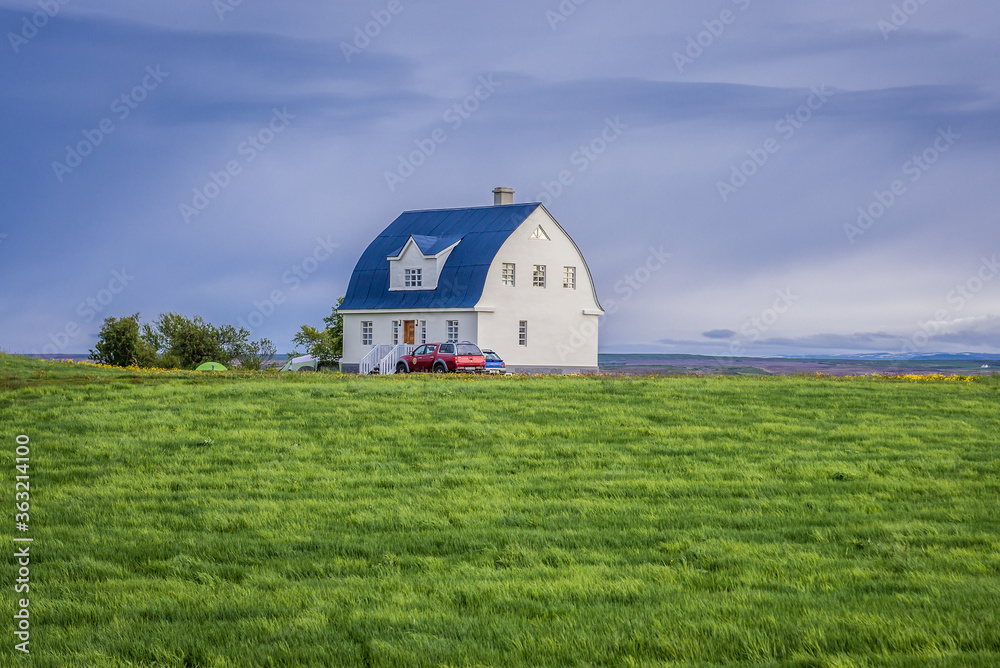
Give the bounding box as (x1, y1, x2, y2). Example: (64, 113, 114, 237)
(403, 320, 416, 345)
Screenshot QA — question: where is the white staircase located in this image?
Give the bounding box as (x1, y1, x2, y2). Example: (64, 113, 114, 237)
(359, 345, 391, 375)
(359, 344, 416, 375)
(379, 345, 416, 375)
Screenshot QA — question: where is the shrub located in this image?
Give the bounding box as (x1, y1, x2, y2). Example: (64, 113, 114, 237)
(90, 314, 157, 367)
(235, 338, 277, 371)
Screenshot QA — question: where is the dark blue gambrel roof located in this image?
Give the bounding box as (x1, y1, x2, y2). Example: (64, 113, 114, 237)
(342, 203, 542, 311)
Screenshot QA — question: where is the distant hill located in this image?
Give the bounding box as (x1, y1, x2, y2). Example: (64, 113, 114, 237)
(778, 352, 1000, 361)
(598, 353, 997, 376)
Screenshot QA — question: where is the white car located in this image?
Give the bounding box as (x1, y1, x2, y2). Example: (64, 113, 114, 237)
(280, 354, 318, 372)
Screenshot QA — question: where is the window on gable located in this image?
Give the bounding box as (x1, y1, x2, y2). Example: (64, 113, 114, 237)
(533, 265, 546, 288)
(405, 268, 422, 288)
(519, 321, 528, 347)
(361, 321, 373, 346)
(530, 226, 550, 241)
(563, 266, 577, 289)
(502, 263, 515, 287)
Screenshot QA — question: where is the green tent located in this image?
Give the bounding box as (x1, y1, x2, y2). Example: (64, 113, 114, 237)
(196, 362, 227, 372)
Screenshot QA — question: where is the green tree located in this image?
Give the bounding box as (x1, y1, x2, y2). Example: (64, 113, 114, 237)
(235, 338, 277, 371)
(90, 314, 157, 367)
(293, 297, 344, 367)
(142, 313, 251, 369)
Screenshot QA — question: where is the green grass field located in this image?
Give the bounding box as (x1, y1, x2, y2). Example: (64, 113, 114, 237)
(2, 355, 999, 667)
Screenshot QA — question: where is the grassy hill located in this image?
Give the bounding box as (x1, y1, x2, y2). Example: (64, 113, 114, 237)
(2, 355, 999, 666)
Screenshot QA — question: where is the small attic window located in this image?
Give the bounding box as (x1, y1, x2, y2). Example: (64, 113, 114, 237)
(530, 226, 550, 240)
(405, 268, 422, 287)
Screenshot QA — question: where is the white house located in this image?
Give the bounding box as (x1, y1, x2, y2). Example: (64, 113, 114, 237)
(339, 188, 604, 374)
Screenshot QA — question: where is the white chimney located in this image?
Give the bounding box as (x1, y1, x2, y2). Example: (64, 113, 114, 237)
(493, 187, 515, 206)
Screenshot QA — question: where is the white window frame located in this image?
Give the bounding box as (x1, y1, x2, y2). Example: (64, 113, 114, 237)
(361, 321, 373, 346)
(502, 263, 515, 287)
(563, 266, 577, 289)
(533, 265, 546, 288)
(519, 321, 528, 347)
(419, 320, 427, 344)
(404, 268, 422, 288)
(446, 320, 459, 343)
(392, 320, 400, 345)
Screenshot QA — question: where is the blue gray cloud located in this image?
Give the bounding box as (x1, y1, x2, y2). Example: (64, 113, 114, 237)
(1, 1, 998, 356)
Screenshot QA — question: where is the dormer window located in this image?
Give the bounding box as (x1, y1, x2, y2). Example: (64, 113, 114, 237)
(387, 235, 461, 292)
(405, 268, 422, 287)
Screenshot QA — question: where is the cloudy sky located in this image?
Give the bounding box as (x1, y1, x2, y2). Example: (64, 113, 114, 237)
(1, 0, 998, 357)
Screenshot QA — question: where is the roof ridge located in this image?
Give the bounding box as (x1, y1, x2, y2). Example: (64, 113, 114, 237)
(400, 203, 542, 215)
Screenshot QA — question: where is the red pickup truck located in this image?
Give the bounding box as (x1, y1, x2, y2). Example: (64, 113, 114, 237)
(396, 342, 486, 374)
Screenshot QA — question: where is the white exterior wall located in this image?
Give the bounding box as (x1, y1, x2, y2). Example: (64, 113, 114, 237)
(476, 208, 603, 371)
(342, 311, 479, 365)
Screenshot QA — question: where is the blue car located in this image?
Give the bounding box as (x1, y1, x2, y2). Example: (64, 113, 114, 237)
(481, 349, 506, 374)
